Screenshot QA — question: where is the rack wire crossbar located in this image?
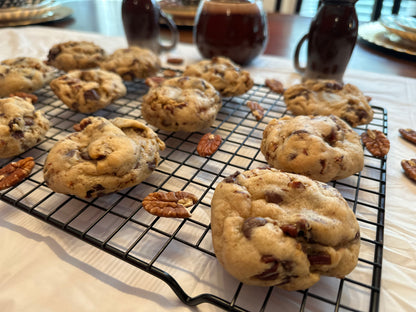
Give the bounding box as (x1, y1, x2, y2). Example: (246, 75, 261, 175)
(0, 79, 386, 312)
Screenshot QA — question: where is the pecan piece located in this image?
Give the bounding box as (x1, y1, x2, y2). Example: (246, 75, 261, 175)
(265, 79, 284, 94)
(0, 157, 35, 190)
(399, 128, 416, 145)
(197, 133, 222, 157)
(145, 76, 165, 88)
(308, 253, 331, 265)
(246, 101, 264, 121)
(167, 57, 184, 65)
(162, 69, 177, 78)
(361, 129, 390, 158)
(401, 159, 416, 181)
(9, 92, 38, 103)
(142, 191, 198, 218)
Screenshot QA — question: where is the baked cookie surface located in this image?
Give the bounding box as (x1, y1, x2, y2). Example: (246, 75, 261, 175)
(46, 41, 106, 72)
(211, 167, 360, 290)
(50, 69, 126, 113)
(261, 115, 364, 182)
(0, 96, 50, 158)
(0, 57, 57, 97)
(99, 47, 160, 81)
(183, 56, 254, 97)
(283, 80, 373, 127)
(43, 116, 165, 198)
(142, 76, 221, 132)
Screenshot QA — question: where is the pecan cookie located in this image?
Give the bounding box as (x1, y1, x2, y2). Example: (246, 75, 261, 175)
(0, 96, 50, 158)
(43, 116, 165, 198)
(283, 80, 373, 127)
(142, 76, 221, 132)
(0, 57, 57, 97)
(211, 168, 360, 290)
(99, 46, 160, 81)
(183, 56, 254, 97)
(46, 41, 106, 72)
(50, 69, 126, 113)
(261, 115, 364, 182)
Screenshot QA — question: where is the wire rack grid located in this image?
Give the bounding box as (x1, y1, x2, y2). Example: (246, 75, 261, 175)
(0, 78, 386, 312)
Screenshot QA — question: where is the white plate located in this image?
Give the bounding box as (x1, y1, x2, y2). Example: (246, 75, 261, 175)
(358, 21, 416, 57)
(0, 0, 54, 21)
(0, 5, 72, 27)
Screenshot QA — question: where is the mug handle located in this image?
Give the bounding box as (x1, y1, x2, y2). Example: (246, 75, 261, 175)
(159, 10, 179, 52)
(294, 33, 308, 73)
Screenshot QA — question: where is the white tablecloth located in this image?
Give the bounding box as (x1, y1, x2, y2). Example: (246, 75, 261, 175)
(0, 26, 415, 312)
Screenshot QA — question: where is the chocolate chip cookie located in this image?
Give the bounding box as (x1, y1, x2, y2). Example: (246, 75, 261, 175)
(46, 41, 106, 72)
(50, 69, 127, 113)
(0, 57, 57, 97)
(261, 115, 364, 182)
(43, 116, 165, 198)
(183, 56, 254, 97)
(141, 76, 222, 132)
(0, 96, 50, 158)
(211, 167, 360, 290)
(99, 46, 160, 81)
(283, 80, 373, 127)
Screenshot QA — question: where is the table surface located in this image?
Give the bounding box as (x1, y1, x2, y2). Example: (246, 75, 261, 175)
(40, 0, 416, 79)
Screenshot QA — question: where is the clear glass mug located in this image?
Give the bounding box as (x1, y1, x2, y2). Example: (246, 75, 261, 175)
(193, 0, 268, 65)
(122, 0, 179, 54)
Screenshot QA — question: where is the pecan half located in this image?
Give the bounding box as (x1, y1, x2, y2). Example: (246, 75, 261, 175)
(246, 101, 264, 121)
(197, 133, 222, 157)
(0, 157, 35, 190)
(399, 128, 416, 145)
(401, 159, 416, 181)
(145, 76, 165, 88)
(265, 79, 284, 94)
(9, 92, 38, 103)
(361, 129, 390, 158)
(167, 57, 184, 65)
(142, 191, 198, 218)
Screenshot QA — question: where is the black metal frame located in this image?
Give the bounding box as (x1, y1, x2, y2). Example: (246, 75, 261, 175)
(0, 78, 386, 311)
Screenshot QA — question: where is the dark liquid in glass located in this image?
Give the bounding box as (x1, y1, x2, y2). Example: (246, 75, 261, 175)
(306, 2, 358, 81)
(194, 0, 267, 65)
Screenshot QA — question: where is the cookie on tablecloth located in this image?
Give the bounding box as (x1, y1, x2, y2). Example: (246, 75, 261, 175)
(283, 80, 373, 127)
(99, 46, 160, 81)
(46, 41, 106, 72)
(142, 76, 221, 132)
(211, 167, 360, 291)
(0, 96, 50, 158)
(50, 69, 126, 113)
(0, 57, 56, 97)
(43, 116, 165, 198)
(183, 56, 253, 97)
(261, 115, 364, 182)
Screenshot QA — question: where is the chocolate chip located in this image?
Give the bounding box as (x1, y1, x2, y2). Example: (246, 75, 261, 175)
(147, 160, 156, 171)
(84, 89, 100, 101)
(308, 253, 331, 265)
(86, 184, 105, 198)
(80, 150, 91, 160)
(288, 181, 305, 189)
(23, 117, 34, 126)
(265, 190, 283, 204)
(47, 46, 61, 62)
(223, 171, 240, 183)
(325, 82, 343, 90)
(242, 217, 267, 239)
(323, 127, 338, 146)
(65, 149, 77, 158)
(291, 129, 309, 136)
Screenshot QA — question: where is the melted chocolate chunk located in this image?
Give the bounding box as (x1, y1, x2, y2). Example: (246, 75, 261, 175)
(84, 89, 100, 101)
(86, 184, 106, 198)
(242, 217, 267, 239)
(265, 190, 283, 204)
(47, 46, 61, 61)
(323, 127, 338, 146)
(223, 171, 240, 183)
(308, 253, 331, 265)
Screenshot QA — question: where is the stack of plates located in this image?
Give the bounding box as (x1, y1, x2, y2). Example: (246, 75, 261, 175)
(0, 0, 72, 27)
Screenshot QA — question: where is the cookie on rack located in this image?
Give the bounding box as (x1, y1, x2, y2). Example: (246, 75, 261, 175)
(141, 76, 221, 132)
(99, 46, 160, 81)
(46, 41, 107, 72)
(50, 69, 127, 113)
(211, 167, 360, 291)
(0, 96, 50, 158)
(283, 80, 373, 127)
(261, 115, 364, 182)
(43, 116, 165, 198)
(0, 57, 57, 97)
(183, 56, 254, 97)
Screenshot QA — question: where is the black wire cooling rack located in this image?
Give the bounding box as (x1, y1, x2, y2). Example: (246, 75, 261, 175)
(0, 78, 386, 312)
